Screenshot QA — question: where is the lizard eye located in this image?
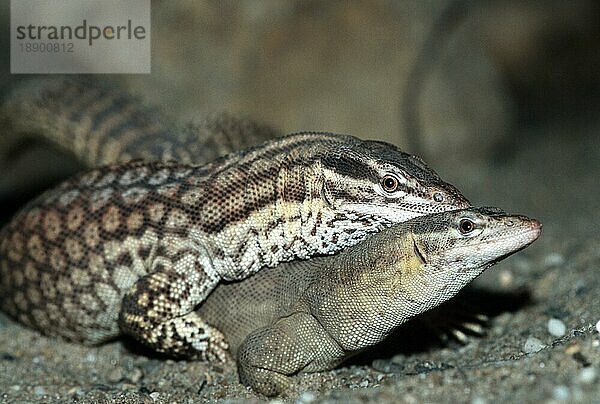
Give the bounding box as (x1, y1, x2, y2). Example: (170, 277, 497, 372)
(459, 218, 475, 235)
(433, 192, 444, 202)
(381, 174, 399, 193)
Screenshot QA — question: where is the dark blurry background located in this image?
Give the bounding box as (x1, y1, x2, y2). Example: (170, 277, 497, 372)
(0, 0, 599, 236)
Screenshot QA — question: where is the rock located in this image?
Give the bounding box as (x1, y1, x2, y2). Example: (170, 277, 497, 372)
(547, 318, 566, 337)
(576, 367, 597, 385)
(107, 368, 124, 383)
(127, 367, 144, 384)
(523, 337, 545, 354)
(552, 385, 570, 401)
(33, 386, 46, 397)
(544, 253, 565, 267)
(297, 391, 316, 403)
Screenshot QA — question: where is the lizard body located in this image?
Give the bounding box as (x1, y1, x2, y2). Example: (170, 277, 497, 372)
(198, 207, 541, 396)
(0, 131, 469, 360)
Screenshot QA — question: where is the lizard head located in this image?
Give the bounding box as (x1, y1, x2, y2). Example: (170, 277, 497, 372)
(410, 206, 541, 272)
(317, 137, 470, 227)
(390, 207, 541, 310)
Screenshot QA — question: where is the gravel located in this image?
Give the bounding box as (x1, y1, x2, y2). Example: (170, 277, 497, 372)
(524, 337, 546, 354)
(548, 318, 567, 338)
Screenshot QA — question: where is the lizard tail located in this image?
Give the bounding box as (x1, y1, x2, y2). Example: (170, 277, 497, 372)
(0, 77, 178, 167)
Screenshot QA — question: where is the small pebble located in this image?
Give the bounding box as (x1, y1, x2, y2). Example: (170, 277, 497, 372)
(121, 383, 137, 391)
(33, 386, 46, 397)
(565, 342, 581, 355)
(513, 257, 532, 271)
(576, 367, 597, 385)
(296, 391, 316, 403)
(498, 270, 513, 287)
(544, 253, 565, 267)
(128, 367, 143, 383)
(107, 368, 124, 383)
(552, 385, 570, 401)
(524, 336, 545, 353)
(67, 387, 84, 397)
(547, 318, 567, 337)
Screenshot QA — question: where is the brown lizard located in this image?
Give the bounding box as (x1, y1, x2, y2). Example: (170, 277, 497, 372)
(198, 206, 541, 395)
(0, 131, 470, 361)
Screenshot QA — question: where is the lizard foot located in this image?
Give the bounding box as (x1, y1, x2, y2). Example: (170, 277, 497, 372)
(238, 365, 292, 397)
(118, 257, 229, 360)
(235, 313, 343, 396)
(121, 310, 230, 361)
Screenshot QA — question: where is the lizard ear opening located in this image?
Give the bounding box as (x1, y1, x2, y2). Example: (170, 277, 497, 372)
(413, 238, 427, 265)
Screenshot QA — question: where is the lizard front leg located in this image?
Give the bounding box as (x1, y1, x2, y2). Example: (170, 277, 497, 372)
(118, 246, 229, 361)
(236, 312, 345, 396)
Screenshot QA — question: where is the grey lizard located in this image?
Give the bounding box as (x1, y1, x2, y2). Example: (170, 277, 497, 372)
(198, 206, 541, 396)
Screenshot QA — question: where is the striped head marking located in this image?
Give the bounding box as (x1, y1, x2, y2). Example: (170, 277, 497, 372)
(317, 136, 470, 226)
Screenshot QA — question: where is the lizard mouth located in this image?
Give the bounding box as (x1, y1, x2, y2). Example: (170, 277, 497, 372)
(472, 228, 541, 268)
(480, 227, 541, 251)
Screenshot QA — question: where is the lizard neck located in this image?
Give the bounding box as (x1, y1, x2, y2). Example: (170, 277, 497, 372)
(183, 141, 386, 280)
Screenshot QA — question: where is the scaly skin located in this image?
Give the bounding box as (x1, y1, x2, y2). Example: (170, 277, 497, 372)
(0, 78, 282, 222)
(198, 207, 541, 396)
(0, 77, 280, 167)
(0, 132, 469, 360)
